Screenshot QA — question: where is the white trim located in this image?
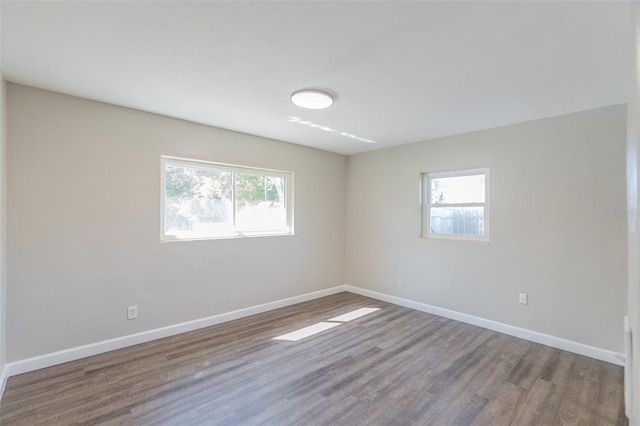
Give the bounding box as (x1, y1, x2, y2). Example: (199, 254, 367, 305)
(5, 286, 347, 377)
(0, 364, 7, 401)
(344, 285, 624, 366)
(3, 284, 624, 381)
(161, 155, 293, 176)
(422, 167, 489, 242)
(624, 316, 633, 417)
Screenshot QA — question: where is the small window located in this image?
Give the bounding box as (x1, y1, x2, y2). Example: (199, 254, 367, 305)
(422, 168, 489, 241)
(161, 156, 293, 241)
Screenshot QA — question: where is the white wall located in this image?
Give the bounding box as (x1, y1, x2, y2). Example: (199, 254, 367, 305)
(627, 2, 640, 422)
(0, 80, 5, 380)
(347, 105, 627, 354)
(0, 81, 5, 392)
(0, 2, 7, 385)
(0, 11, 7, 390)
(6, 84, 347, 362)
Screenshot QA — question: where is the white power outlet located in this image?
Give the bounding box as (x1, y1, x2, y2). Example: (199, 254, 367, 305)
(519, 293, 528, 305)
(127, 305, 138, 320)
(397, 278, 403, 288)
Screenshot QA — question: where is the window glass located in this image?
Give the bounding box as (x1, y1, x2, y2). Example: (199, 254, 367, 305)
(423, 169, 489, 241)
(162, 157, 293, 241)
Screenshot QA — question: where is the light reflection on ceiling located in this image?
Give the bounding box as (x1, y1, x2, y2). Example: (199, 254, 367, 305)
(288, 117, 376, 144)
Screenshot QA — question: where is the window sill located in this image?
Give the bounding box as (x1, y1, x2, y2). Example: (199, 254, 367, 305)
(161, 231, 294, 242)
(421, 234, 490, 243)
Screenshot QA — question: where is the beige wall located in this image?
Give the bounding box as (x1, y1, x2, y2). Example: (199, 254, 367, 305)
(346, 105, 627, 353)
(6, 84, 347, 361)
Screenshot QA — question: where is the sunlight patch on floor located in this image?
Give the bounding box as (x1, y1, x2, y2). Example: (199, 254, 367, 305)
(273, 321, 341, 342)
(328, 307, 380, 322)
(273, 307, 381, 342)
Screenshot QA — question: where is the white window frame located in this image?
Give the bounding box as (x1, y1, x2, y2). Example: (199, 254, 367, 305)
(421, 168, 489, 242)
(161, 156, 294, 242)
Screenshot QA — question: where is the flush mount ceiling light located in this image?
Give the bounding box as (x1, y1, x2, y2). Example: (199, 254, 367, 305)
(290, 89, 334, 110)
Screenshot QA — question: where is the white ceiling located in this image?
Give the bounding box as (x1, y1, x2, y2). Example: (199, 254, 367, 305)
(1, 1, 629, 156)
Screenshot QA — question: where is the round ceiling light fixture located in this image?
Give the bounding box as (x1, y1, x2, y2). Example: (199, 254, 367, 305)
(290, 89, 334, 110)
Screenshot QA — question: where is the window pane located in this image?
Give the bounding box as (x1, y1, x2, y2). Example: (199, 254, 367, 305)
(164, 164, 233, 237)
(429, 206, 484, 236)
(162, 157, 293, 241)
(235, 173, 286, 231)
(430, 174, 485, 204)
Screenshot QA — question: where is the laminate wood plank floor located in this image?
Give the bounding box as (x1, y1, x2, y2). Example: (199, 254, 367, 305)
(0, 292, 628, 425)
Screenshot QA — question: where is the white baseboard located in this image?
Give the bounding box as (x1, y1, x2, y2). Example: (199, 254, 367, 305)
(0, 364, 7, 400)
(5, 285, 348, 378)
(624, 316, 633, 418)
(3, 283, 624, 386)
(345, 285, 624, 366)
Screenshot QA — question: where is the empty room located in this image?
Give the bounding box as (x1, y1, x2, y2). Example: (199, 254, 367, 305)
(0, 1, 638, 425)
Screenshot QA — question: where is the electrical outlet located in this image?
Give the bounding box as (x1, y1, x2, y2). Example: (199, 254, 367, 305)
(397, 278, 403, 288)
(518, 293, 528, 305)
(127, 305, 138, 320)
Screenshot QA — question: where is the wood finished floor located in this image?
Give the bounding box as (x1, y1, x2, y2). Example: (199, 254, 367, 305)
(0, 292, 628, 425)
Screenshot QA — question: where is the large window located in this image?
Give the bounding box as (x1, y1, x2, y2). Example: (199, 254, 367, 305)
(422, 168, 489, 241)
(161, 156, 293, 241)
